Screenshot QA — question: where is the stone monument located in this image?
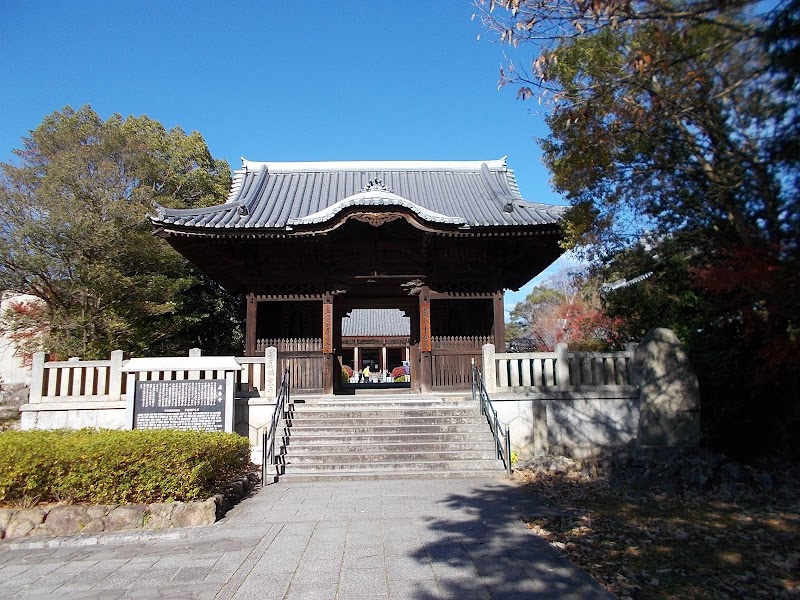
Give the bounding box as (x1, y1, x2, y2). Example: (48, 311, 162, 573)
(633, 328, 701, 445)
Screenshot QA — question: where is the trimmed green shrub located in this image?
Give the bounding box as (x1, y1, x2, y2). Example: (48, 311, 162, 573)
(0, 429, 251, 506)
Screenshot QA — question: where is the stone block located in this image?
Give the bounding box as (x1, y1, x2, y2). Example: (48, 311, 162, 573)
(82, 519, 106, 533)
(87, 505, 111, 519)
(36, 410, 68, 429)
(170, 498, 217, 528)
(145, 503, 176, 530)
(66, 409, 97, 429)
(0, 507, 15, 529)
(5, 508, 46, 538)
(20, 411, 37, 430)
(633, 328, 701, 446)
(95, 409, 126, 429)
(104, 505, 147, 531)
(45, 505, 91, 534)
(547, 398, 639, 459)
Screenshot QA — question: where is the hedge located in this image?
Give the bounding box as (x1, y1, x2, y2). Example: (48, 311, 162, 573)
(0, 429, 251, 506)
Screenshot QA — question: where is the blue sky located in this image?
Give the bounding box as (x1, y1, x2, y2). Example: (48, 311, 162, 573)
(0, 1, 572, 313)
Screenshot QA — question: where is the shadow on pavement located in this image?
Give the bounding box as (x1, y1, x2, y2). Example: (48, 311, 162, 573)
(407, 480, 612, 600)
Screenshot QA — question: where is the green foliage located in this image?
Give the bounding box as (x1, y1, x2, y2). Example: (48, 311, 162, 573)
(0, 105, 243, 359)
(0, 429, 250, 506)
(481, 0, 800, 457)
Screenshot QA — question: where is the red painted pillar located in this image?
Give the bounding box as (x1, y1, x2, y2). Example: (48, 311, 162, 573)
(322, 294, 334, 395)
(419, 286, 432, 393)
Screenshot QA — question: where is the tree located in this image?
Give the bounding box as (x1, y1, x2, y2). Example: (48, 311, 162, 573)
(477, 0, 800, 457)
(508, 272, 630, 351)
(0, 106, 242, 359)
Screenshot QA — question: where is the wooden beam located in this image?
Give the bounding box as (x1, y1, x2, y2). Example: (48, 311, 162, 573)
(245, 294, 257, 356)
(493, 291, 506, 352)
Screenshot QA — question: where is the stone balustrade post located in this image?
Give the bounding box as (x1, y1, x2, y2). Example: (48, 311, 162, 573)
(29, 352, 46, 403)
(188, 347, 202, 380)
(482, 343, 496, 393)
(555, 343, 570, 390)
(265, 346, 278, 399)
(625, 342, 639, 386)
(109, 350, 124, 401)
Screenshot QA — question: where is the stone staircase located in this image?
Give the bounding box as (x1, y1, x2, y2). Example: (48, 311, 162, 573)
(274, 395, 505, 481)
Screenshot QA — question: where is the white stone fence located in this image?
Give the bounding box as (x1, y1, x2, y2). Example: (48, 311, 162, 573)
(20, 348, 279, 462)
(480, 334, 700, 460)
(482, 342, 639, 394)
(18, 329, 700, 463)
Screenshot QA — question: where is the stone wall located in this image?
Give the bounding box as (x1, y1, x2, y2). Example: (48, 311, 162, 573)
(0, 473, 259, 540)
(492, 391, 640, 461)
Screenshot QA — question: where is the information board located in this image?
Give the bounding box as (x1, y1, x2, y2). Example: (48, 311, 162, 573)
(133, 380, 226, 431)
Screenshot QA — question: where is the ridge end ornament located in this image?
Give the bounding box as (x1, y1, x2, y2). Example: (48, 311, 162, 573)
(362, 177, 393, 193)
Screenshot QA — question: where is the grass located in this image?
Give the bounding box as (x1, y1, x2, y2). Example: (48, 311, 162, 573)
(516, 465, 799, 599)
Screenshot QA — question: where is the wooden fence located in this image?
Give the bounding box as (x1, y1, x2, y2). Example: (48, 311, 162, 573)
(431, 335, 491, 390)
(259, 338, 323, 393)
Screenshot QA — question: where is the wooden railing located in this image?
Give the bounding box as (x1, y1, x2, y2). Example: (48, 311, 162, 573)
(258, 338, 323, 393)
(256, 338, 322, 353)
(431, 335, 491, 390)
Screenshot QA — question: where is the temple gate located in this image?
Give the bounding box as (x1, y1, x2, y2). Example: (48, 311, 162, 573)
(150, 158, 565, 394)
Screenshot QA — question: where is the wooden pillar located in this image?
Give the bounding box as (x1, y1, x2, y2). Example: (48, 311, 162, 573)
(245, 294, 257, 357)
(419, 286, 432, 394)
(493, 291, 506, 352)
(322, 293, 334, 395)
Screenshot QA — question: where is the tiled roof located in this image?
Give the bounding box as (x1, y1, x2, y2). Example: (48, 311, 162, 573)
(152, 157, 565, 230)
(341, 309, 410, 337)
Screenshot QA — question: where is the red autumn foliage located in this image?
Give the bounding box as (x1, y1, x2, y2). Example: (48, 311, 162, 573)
(691, 243, 799, 380)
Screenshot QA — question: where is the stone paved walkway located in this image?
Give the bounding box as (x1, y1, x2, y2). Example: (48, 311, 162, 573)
(0, 477, 613, 599)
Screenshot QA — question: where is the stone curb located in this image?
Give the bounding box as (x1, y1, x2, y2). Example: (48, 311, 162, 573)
(0, 472, 259, 544)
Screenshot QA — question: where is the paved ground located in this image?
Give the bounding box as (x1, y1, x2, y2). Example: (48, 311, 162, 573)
(0, 477, 613, 599)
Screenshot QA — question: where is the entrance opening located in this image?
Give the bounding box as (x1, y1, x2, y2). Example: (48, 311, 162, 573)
(339, 308, 411, 392)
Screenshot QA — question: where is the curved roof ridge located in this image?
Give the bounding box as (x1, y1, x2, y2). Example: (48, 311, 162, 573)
(240, 156, 508, 173)
(287, 190, 464, 226)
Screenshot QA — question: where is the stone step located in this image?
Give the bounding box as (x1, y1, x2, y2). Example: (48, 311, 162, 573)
(285, 407, 480, 419)
(285, 422, 491, 435)
(282, 449, 498, 464)
(284, 432, 495, 445)
(293, 394, 473, 405)
(284, 440, 497, 454)
(283, 415, 486, 428)
(281, 458, 502, 473)
(274, 470, 501, 482)
(274, 393, 503, 481)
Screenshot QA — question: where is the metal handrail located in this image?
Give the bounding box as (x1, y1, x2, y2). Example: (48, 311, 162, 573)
(262, 367, 290, 484)
(471, 358, 512, 475)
